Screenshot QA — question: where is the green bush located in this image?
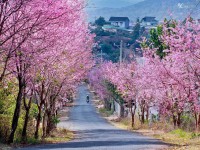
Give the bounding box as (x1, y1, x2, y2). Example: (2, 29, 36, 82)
(52, 116, 60, 125)
(191, 132, 200, 139)
(0, 82, 17, 142)
(170, 129, 189, 138)
(0, 82, 38, 143)
(0, 114, 12, 142)
(99, 108, 113, 117)
(181, 114, 195, 131)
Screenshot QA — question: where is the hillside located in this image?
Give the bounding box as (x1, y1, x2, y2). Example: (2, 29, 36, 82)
(87, 0, 200, 22)
(87, 0, 143, 8)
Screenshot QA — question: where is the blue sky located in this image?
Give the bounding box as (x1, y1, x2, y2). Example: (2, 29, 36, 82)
(87, 0, 144, 8)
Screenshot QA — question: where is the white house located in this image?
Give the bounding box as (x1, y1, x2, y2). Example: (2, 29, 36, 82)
(141, 16, 158, 27)
(109, 17, 130, 29)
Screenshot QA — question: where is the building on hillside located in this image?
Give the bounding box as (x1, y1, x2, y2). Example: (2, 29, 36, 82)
(197, 19, 200, 24)
(102, 24, 133, 33)
(141, 16, 158, 27)
(109, 17, 130, 29)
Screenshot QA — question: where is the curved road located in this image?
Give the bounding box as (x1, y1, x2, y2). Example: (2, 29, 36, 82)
(19, 84, 169, 150)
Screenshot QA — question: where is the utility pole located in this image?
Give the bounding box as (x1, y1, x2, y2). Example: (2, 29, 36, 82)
(120, 40, 123, 66)
(101, 48, 103, 64)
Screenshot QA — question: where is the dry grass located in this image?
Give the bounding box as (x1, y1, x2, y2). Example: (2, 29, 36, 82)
(99, 108, 114, 117)
(0, 144, 12, 150)
(154, 129, 200, 150)
(43, 128, 75, 144)
(109, 117, 200, 150)
(8, 128, 75, 149)
(63, 103, 74, 107)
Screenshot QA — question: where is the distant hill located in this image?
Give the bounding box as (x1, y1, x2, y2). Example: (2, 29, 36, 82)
(87, 0, 200, 22)
(87, 0, 143, 8)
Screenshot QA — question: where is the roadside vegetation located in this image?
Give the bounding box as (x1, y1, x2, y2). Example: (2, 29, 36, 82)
(94, 97, 200, 150)
(0, 81, 75, 146)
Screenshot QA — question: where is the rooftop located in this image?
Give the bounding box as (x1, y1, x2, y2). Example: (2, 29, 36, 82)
(109, 17, 130, 22)
(142, 16, 157, 22)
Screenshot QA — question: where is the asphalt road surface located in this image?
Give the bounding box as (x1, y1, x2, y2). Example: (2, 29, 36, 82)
(18, 84, 169, 150)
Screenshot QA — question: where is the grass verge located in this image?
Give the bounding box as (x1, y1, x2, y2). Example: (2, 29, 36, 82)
(99, 108, 114, 117)
(0, 128, 75, 149)
(43, 128, 75, 144)
(107, 117, 200, 150)
(155, 129, 200, 150)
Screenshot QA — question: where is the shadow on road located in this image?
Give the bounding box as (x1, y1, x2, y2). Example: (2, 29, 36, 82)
(26, 129, 169, 149)
(29, 140, 169, 149)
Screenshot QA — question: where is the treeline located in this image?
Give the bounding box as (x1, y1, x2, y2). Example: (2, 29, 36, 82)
(89, 19, 200, 131)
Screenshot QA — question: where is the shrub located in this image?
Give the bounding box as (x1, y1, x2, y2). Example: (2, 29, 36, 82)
(99, 108, 113, 117)
(0, 114, 12, 142)
(170, 129, 189, 138)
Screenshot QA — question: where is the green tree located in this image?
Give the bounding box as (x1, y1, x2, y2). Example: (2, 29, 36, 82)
(101, 43, 112, 54)
(105, 81, 125, 117)
(100, 43, 119, 62)
(92, 26, 110, 36)
(149, 19, 177, 59)
(132, 18, 141, 43)
(149, 25, 166, 58)
(95, 16, 106, 26)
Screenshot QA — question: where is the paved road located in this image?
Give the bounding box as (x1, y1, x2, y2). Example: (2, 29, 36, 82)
(19, 84, 169, 150)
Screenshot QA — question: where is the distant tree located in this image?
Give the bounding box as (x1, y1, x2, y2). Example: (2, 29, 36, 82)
(132, 18, 141, 43)
(101, 43, 112, 54)
(149, 25, 166, 59)
(100, 43, 119, 62)
(95, 16, 106, 26)
(149, 19, 177, 59)
(92, 27, 111, 36)
(109, 51, 120, 63)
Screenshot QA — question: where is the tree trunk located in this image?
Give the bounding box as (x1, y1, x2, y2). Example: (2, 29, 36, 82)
(22, 100, 31, 141)
(42, 110, 46, 138)
(35, 106, 42, 139)
(177, 113, 181, 128)
(104, 99, 111, 111)
(46, 110, 52, 136)
(21, 94, 32, 142)
(8, 78, 24, 144)
(46, 111, 56, 136)
(173, 115, 177, 128)
(141, 107, 145, 124)
(146, 106, 149, 121)
(120, 105, 124, 118)
(195, 113, 200, 131)
(46, 96, 57, 135)
(131, 104, 137, 128)
(198, 114, 200, 130)
(35, 83, 45, 139)
(21, 108, 30, 142)
(194, 113, 198, 130)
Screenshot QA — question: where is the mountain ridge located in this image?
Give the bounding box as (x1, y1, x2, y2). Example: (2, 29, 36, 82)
(87, 0, 200, 22)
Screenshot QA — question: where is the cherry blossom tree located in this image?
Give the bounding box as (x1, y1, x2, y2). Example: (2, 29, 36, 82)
(0, 0, 94, 143)
(90, 19, 200, 130)
(140, 19, 200, 129)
